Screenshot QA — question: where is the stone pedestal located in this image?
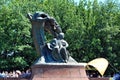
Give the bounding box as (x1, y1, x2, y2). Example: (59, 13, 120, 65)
(30, 63, 89, 80)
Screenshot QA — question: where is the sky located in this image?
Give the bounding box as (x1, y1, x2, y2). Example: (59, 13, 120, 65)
(74, 0, 105, 3)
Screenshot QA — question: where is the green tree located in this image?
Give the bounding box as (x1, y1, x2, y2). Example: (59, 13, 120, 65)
(0, 0, 120, 75)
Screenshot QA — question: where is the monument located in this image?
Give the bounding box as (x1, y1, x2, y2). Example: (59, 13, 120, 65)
(27, 11, 89, 80)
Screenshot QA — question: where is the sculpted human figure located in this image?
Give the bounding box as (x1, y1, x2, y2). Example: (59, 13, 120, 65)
(47, 32, 69, 62)
(27, 11, 76, 63)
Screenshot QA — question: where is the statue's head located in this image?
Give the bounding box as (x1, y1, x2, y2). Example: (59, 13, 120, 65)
(57, 33, 64, 39)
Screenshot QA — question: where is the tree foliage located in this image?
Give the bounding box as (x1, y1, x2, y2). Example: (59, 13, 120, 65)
(0, 0, 120, 75)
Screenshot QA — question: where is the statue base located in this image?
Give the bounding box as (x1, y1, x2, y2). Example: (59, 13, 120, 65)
(30, 63, 89, 80)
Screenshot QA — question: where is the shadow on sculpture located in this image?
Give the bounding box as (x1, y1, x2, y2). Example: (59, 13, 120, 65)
(27, 11, 77, 63)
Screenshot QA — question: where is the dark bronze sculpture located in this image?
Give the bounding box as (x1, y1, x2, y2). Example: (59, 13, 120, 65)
(47, 32, 69, 62)
(27, 11, 76, 63)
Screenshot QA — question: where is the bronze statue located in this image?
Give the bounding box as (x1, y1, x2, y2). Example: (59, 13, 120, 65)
(27, 11, 76, 63)
(47, 32, 69, 62)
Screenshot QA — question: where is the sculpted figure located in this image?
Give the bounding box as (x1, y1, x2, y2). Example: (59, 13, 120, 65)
(27, 11, 76, 63)
(47, 32, 69, 62)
